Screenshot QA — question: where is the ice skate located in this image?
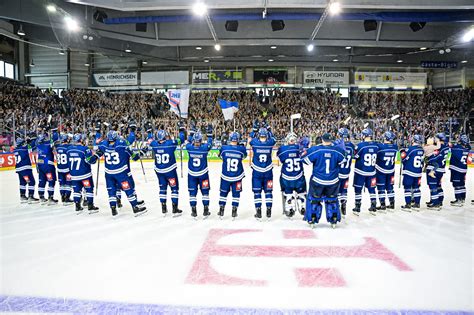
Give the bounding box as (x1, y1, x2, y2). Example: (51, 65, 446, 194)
(28, 196, 40, 204)
(172, 203, 182, 217)
(203, 205, 210, 219)
(47, 196, 58, 206)
(161, 203, 167, 217)
(117, 198, 123, 208)
(400, 204, 412, 212)
(40, 197, 48, 204)
(20, 195, 29, 204)
(111, 206, 118, 217)
(231, 206, 238, 220)
(75, 202, 84, 214)
(412, 203, 421, 211)
(88, 203, 99, 214)
(254, 207, 262, 221)
(341, 203, 346, 217)
(191, 206, 197, 219)
(427, 203, 441, 211)
(218, 206, 224, 219)
(133, 205, 147, 217)
(387, 202, 395, 212)
(451, 199, 464, 207)
(368, 201, 377, 216)
(266, 207, 272, 221)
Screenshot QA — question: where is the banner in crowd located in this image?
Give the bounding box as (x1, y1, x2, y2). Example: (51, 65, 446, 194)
(167, 89, 190, 118)
(354, 72, 427, 86)
(420, 61, 458, 69)
(141, 71, 189, 85)
(192, 70, 243, 84)
(218, 99, 239, 121)
(253, 69, 288, 84)
(303, 71, 349, 86)
(92, 72, 138, 86)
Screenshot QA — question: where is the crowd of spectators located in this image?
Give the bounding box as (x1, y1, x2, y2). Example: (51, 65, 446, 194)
(1, 82, 472, 151)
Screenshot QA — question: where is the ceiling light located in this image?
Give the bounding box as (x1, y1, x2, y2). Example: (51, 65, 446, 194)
(445, 48, 451, 53)
(59, 49, 65, 55)
(268, 59, 274, 62)
(214, 44, 221, 51)
(196, 46, 202, 50)
(82, 34, 88, 40)
(307, 44, 314, 52)
(64, 16, 79, 32)
(329, 2, 341, 15)
(142, 61, 148, 65)
(333, 59, 339, 62)
(29, 60, 35, 67)
(125, 45, 131, 53)
(46, 4, 56, 13)
(84, 63, 90, 67)
(17, 24, 25, 36)
(397, 59, 403, 63)
(270, 45, 277, 49)
(420, 47, 427, 50)
(345, 46, 351, 49)
(193, 2, 207, 16)
(462, 28, 474, 42)
(88, 36, 93, 41)
(461, 60, 468, 63)
(439, 49, 445, 54)
(204, 59, 210, 63)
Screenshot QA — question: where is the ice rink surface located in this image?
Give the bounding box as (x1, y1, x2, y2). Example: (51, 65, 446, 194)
(0, 161, 473, 314)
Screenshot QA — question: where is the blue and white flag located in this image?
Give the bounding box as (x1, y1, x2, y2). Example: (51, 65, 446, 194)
(167, 89, 189, 118)
(218, 99, 239, 121)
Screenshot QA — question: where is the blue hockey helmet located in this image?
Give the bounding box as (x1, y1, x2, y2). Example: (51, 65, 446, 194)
(229, 132, 240, 143)
(384, 131, 396, 142)
(338, 127, 349, 138)
(258, 127, 269, 139)
(37, 133, 49, 143)
(435, 132, 447, 142)
(156, 129, 168, 142)
(459, 134, 469, 145)
(16, 137, 25, 146)
(107, 130, 118, 142)
(361, 128, 373, 138)
(73, 133, 83, 143)
(60, 133, 69, 143)
(285, 132, 297, 145)
(413, 134, 423, 145)
(192, 131, 203, 144)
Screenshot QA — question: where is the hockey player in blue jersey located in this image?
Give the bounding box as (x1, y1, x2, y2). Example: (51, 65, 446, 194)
(13, 136, 40, 204)
(67, 134, 100, 214)
(302, 133, 345, 228)
(449, 134, 470, 207)
(277, 133, 306, 218)
(56, 134, 73, 205)
(400, 135, 424, 211)
(426, 133, 450, 209)
(36, 131, 59, 205)
(352, 128, 379, 215)
(185, 124, 213, 219)
(96, 130, 147, 217)
(375, 131, 398, 211)
(249, 125, 276, 220)
(218, 132, 247, 219)
(333, 127, 355, 217)
(147, 125, 185, 217)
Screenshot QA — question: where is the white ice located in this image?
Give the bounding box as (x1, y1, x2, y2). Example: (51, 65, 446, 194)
(0, 161, 473, 312)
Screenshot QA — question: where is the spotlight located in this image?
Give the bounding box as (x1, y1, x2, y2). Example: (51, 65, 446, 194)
(439, 49, 445, 54)
(462, 28, 474, 42)
(225, 20, 238, 32)
(333, 59, 339, 62)
(214, 44, 221, 51)
(271, 20, 285, 32)
(17, 24, 25, 36)
(345, 46, 351, 49)
(29, 60, 35, 67)
(364, 20, 377, 32)
(397, 59, 403, 63)
(93, 10, 108, 23)
(88, 36, 93, 41)
(195, 46, 202, 50)
(270, 46, 277, 49)
(84, 63, 90, 67)
(329, 2, 341, 15)
(64, 16, 79, 32)
(82, 34, 88, 40)
(193, 2, 207, 16)
(46, 4, 56, 13)
(409, 22, 426, 32)
(461, 60, 468, 64)
(307, 44, 314, 52)
(142, 61, 148, 65)
(125, 45, 131, 53)
(445, 48, 451, 53)
(59, 49, 65, 55)
(420, 47, 427, 50)
(204, 59, 210, 63)
(268, 59, 274, 62)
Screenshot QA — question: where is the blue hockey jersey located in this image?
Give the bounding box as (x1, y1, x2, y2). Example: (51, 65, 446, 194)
(219, 144, 247, 182)
(55, 144, 70, 173)
(186, 137, 213, 177)
(449, 144, 470, 174)
(354, 141, 379, 177)
(67, 144, 98, 181)
(337, 140, 355, 179)
(148, 137, 182, 174)
(250, 137, 276, 174)
(97, 139, 138, 175)
(14, 145, 34, 173)
(277, 144, 304, 181)
(36, 135, 58, 168)
(401, 145, 424, 178)
(434, 143, 450, 173)
(303, 144, 345, 186)
(375, 143, 398, 174)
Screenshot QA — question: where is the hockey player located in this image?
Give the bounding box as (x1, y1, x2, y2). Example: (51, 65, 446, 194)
(147, 125, 185, 217)
(400, 135, 424, 211)
(449, 134, 470, 206)
(218, 132, 247, 219)
(55, 134, 73, 205)
(302, 133, 345, 228)
(375, 131, 398, 211)
(36, 131, 59, 205)
(67, 133, 100, 214)
(249, 126, 276, 220)
(352, 128, 379, 215)
(185, 125, 213, 219)
(333, 127, 355, 217)
(426, 133, 450, 209)
(277, 133, 306, 218)
(96, 130, 146, 217)
(13, 136, 40, 203)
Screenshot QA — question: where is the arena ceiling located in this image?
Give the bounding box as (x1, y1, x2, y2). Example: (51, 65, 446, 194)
(1, 0, 474, 67)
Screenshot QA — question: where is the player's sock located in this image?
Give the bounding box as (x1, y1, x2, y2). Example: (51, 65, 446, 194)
(253, 192, 262, 209)
(265, 192, 273, 210)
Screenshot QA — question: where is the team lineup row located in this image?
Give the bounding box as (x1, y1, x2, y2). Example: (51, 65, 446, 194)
(12, 120, 471, 227)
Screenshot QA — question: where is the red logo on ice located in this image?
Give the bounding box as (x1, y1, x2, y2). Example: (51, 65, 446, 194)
(186, 229, 412, 287)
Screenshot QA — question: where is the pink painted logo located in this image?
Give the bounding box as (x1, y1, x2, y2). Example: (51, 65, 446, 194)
(186, 229, 412, 287)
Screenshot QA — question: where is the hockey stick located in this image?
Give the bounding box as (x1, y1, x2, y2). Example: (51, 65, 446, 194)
(136, 129, 147, 183)
(95, 121, 108, 196)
